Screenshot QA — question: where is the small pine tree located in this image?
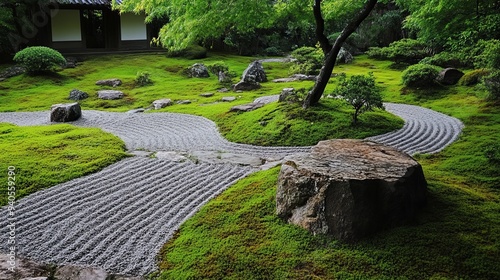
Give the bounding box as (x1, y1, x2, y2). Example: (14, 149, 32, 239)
(334, 73, 384, 124)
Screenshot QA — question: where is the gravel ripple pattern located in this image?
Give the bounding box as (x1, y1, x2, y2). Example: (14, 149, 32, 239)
(0, 157, 254, 275)
(367, 103, 464, 155)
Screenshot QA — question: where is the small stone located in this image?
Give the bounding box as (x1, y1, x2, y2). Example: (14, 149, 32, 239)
(200, 92, 214, 97)
(232, 81, 261, 91)
(218, 88, 229, 93)
(96, 78, 122, 87)
(127, 108, 145, 113)
(222, 96, 236, 102)
(152, 99, 173, 109)
(177, 100, 192, 104)
(98, 90, 124, 100)
(68, 89, 89, 101)
(278, 88, 297, 103)
(155, 151, 188, 162)
(230, 102, 264, 112)
(50, 103, 82, 122)
(187, 63, 210, 78)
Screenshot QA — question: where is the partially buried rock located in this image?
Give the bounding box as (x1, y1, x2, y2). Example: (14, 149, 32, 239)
(51, 103, 82, 122)
(276, 139, 427, 242)
(278, 88, 296, 103)
(96, 78, 122, 87)
(436, 68, 464, 85)
(230, 102, 264, 112)
(200, 92, 214, 97)
(232, 81, 261, 91)
(187, 63, 210, 78)
(98, 90, 124, 100)
(241, 61, 267, 83)
(177, 100, 192, 105)
(68, 89, 88, 101)
(336, 47, 354, 64)
(152, 99, 173, 109)
(222, 96, 236, 102)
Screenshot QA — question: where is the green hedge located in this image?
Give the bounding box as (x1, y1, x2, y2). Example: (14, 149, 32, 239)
(402, 64, 441, 88)
(13, 46, 66, 73)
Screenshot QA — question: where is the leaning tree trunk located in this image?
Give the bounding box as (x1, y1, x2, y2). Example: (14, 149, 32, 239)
(303, 0, 379, 109)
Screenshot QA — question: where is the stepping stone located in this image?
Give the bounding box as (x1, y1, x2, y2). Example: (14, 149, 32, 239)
(98, 90, 124, 100)
(200, 92, 214, 97)
(230, 102, 264, 112)
(96, 78, 122, 87)
(177, 100, 192, 105)
(222, 96, 236, 102)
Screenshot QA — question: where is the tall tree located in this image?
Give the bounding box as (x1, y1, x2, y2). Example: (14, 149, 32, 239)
(303, 0, 378, 108)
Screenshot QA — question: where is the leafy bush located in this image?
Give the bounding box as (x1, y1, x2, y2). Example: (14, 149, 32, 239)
(13, 46, 66, 73)
(367, 39, 431, 64)
(485, 143, 500, 164)
(289, 46, 324, 75)
(333, 73, 384, 124)
(167, 45, 207, 59)
(206, 61, 229, 76)
(401, 64, 442, 88)
(474, 39, 500, 69)
(263, 46, 284, 56)
(135, 71, 152, 87)
(459, 69, 491, 86)
(419, 51, 466, 68)
(483, 70, 500, 101)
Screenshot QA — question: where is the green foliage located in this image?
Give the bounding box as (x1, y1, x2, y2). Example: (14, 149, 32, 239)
(289, 46, 324, 75)
(473, 39, 500, 69)
(459, 69, 491, 86)
(206, 61, 229, 76)
(135, 71, 152, 87)
(482, 70, 500, 101)
(419, 51, 467, 68)
(367, 39, 431, 64)
(13, 46, 66, 73)
(0, 123, 127, 206)
(166, 45, 207, 59)
(333, 73, 384, 124)
(402, 64, 442, 88)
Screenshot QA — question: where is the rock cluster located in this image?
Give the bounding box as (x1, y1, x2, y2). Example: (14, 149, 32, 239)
(276, 139, 427, 242)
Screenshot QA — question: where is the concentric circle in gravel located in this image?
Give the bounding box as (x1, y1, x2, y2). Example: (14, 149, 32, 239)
(0, 157, 255, 275)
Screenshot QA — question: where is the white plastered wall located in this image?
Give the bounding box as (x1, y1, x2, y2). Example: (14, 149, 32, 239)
(51, 10, 82, 42)
(120, 13, 147, 41)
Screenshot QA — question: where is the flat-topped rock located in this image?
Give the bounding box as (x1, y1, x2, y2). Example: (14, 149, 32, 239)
(273, 74, 317, 83)
(98, 90, 124, 100)
(276, 139, 427, 242)
(222, 96, 236, 102)
(200, 92, 214, 97)
(50, 103, 82, 122)
(96, 78, 122, 87)
(152, 99, 173, 109)
(232, 81, 261, 91)
(230, 102, 264, 112)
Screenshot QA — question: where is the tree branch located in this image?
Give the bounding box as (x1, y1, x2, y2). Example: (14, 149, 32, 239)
(314, 0, 332, 55)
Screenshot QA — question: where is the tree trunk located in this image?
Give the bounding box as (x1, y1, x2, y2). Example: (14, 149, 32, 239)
(314, 0, 332, 55)
(303, 0, 379, 109)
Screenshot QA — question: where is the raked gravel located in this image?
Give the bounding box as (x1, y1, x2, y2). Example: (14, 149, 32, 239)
(0, 101, 463, 276)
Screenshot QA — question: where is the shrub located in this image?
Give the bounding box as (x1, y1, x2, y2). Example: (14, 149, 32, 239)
(333, 73, 384, 124)
(206, 61, 229, 76)
(367, 39, 431, 64)
(13, 46, 66, 73)
(401, 64, 442, 88)
(289, 46, 324, 75)
(263, 46, 283, 56)
(135, 71, 152, 87)
(167, 45, 207, 59)
(472, 39, 500, 69)
(459, 69, 491, 86)
(419, 51, 466, 68)
(483, 70, 500, 101)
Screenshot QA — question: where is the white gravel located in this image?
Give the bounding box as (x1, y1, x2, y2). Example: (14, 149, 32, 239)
(0, 101, 464, 275)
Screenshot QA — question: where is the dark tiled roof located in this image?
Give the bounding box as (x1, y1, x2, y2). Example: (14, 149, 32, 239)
(55, 0, 122, 5)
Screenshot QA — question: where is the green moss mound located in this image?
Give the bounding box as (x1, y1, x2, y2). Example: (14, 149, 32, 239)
(0, 123, 128, 206)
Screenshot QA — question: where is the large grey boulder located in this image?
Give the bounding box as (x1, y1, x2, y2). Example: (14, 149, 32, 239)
(96, 78, 122, 87)
(336, 47, 354, 64)
(276, 139, 427, 242)
(241, 61, 267, 83)
(68, 89, 88, 101)
(98, 90, 124, 100)
(187, 63, 210, 78)
(50, 103, 82, 122)
(436, 68, 464, 85)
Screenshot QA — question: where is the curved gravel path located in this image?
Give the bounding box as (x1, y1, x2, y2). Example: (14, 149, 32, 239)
(0, 102, 463, 276)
